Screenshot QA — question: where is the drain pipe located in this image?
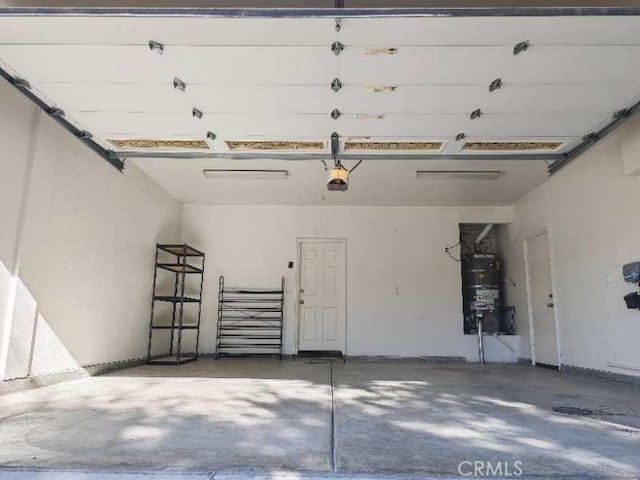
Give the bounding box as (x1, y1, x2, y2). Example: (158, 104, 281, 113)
(475, 223, 494, 247)
(477, 316, 485, 364)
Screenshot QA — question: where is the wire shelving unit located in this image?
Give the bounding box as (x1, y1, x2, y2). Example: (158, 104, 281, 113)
(147, 244, 205, 365)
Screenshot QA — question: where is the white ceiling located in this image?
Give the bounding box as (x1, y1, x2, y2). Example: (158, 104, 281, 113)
(0, 12, 639, 204)
(131, 157, 548, 206)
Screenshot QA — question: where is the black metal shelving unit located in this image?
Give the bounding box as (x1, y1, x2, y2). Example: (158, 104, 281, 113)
(147, 244, 205, 365)
(216, 276, 284, 359)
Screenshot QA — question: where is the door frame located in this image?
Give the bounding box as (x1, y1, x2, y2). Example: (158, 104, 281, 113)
(523, 227, 562, 368)
(295, 237, 347, 355)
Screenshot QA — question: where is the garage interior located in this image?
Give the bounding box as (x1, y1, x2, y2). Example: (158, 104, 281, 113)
(1, 2, 640, 479)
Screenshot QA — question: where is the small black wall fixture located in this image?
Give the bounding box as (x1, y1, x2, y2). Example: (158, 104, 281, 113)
(623, 262, 640, 310)
(0, 65, 125, 172)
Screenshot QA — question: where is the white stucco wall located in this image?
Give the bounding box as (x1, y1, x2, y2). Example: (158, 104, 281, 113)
(0, 80, 36, 374)
(182, 204, 517, 360)
(0, 80, 182, 380)
(501, 115, 640, 377)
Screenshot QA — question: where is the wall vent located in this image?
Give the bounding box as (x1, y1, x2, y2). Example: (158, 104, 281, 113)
(226, 140, 325, 151)
(463, 141, 563, 151)
(109, 139, 209, 149)
(415, 170, 503, 181)
(345, 141, 443, 151)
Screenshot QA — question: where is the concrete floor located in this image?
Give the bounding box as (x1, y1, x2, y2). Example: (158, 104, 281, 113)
(0, 360, 639, 479)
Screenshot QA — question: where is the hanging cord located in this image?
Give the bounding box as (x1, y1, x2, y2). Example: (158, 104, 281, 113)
(445, 240, 462, 262)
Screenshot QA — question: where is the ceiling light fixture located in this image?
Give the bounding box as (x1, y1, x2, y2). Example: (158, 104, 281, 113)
(414, 170, 504, 181)
(202, 169, 289, 180)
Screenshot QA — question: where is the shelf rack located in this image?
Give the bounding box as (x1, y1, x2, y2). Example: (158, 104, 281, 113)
(147, 244, 205, 365)
(216, 276, 284, 359)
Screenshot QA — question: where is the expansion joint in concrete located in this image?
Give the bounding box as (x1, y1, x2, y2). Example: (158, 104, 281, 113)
(330, 362, 337, 473)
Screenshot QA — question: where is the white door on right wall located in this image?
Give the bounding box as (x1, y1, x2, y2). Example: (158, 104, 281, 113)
(525, 231, 559, 367)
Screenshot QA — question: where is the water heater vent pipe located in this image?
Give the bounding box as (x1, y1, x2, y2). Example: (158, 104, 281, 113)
(475, 223, 495, 246)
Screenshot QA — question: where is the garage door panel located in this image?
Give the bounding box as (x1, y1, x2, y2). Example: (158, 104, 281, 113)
(0, 17, 336, 46)
(74, 111, 338, 138)
(168, 47, 336, 84)
(7, 44, 639, 87)
(40, 83, 185, 112)
(2, 16, 640, 47)
(340, 85, 640, 114)
(73, 111, 604, 139)
(337, 113, 603, 137)
(39, 83, 335, 113)
(2, 14, 640, 161)
(0, 45, 337, 84)
(341, 16, 640, 46)
(38, 82, 640, 116)
(0, 45, 170, 83)
(508, 46, 640, 84)
(342, 46, 640, 85)
(341, 47, 508, 85)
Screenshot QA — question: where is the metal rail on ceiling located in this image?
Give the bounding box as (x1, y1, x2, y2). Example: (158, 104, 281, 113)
(547, 97, 640, 175)
(1, 7, 640, 17)
(115, 151, 564, 162)
(0, 65, 124, 172)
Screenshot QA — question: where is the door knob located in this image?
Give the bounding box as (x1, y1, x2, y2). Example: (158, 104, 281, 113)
(547, 303, 554, 308)
(299, 300, 305, 304)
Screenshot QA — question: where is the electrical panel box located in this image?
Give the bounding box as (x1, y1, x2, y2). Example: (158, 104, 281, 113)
(623, 262, 640, 283)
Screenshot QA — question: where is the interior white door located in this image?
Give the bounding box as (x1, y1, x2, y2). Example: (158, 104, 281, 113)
(526, 231, 559, 367)
(298, 240, 346, 353)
